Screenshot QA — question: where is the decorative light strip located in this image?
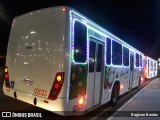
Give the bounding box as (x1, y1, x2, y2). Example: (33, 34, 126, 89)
(71, 10, 144, 55)
(70, 10, 146, 68)
(72, 11, 140, 68)
(71, 18, 88, 65)
(67, 11, 73, 104)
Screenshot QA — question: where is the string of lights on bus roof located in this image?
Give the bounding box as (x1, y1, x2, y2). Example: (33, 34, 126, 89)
(71, 9, 144, 55)
(70, 9, 144, 68)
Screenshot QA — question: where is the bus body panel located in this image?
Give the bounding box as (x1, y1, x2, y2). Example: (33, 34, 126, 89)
(144, 56, 157, 79)
(68, 9, 145, 112)
(4, 6, 70, 113)
(3, 85, 67, 115)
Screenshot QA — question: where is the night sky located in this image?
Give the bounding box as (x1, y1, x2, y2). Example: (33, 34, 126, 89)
(0, 0, 160, 59)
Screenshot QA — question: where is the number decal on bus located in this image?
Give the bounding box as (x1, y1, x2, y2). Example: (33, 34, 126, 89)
(34, 88, 47, 97)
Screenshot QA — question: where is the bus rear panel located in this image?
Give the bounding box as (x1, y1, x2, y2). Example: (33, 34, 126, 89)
(3, 7, 69, 115)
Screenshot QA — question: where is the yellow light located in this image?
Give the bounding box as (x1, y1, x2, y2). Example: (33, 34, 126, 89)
(79, 98, 83, 104)
(5, 68, 8, 73)
(120, 84, 123, 89)
(141, 78, 143, 83)
(57, 76, 62, 82)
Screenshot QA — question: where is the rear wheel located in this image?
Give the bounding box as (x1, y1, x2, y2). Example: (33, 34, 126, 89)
(110, 84, 119, 107)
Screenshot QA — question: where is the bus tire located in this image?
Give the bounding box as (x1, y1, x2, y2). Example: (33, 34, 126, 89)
(110, 83, 119, 107)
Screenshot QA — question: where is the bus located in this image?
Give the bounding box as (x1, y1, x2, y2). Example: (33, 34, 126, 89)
(3, 6, 157, 115)
(144, 56, 157, 79)
(158, 58, 160, 76)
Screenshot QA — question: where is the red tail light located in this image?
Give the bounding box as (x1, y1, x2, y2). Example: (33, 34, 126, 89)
(48, 72, 65, 100)
(4, 66, 10, 88)
(5, 74, 9, 79)
(54, 83, 59, 89)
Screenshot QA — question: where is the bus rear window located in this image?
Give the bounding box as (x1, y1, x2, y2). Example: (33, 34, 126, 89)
(74, 21, 87, 63)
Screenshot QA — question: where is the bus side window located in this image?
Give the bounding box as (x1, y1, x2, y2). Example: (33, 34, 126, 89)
(74, 21, 87, 63)
(106, 37, 111, 65)
(136, 53, 139, 67)
(140, 55, 142, 67)
(151, 61, 153, 71)
(123, 46, 129, 66)
(112, 40, 122, 65)
(154, 62, 156, 69)
(89, 41, 96, 72)
(96, 44, 103, 72)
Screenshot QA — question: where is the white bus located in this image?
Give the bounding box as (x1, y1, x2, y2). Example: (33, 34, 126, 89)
(144, 56, 157, 79)
(3, 6, 154, 115)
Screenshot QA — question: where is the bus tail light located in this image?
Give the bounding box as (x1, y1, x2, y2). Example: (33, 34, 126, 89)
(48, 72, 65, 100)
(4, 66, 10, 88)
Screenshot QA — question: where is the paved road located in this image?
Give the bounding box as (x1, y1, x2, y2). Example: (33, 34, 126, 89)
(108, 77, 160, 120)
(0, 84, 67, 119)
(0, 84, 34, 111)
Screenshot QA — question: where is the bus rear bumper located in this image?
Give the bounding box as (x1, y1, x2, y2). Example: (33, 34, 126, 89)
(3, 85, 68, 116)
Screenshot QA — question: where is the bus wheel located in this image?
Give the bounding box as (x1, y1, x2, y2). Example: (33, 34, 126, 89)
(110, 84, 119, 107)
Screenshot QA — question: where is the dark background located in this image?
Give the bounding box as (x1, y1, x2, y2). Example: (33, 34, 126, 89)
(0, 0, 160, 59)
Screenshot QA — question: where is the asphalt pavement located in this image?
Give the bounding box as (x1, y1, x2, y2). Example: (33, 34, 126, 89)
(108, 77, 160, 120)
(0, 84, 32, 111)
